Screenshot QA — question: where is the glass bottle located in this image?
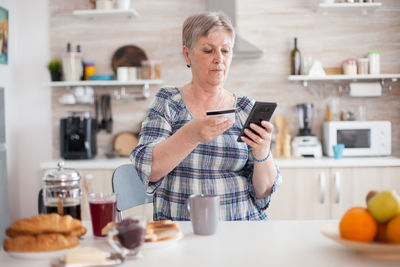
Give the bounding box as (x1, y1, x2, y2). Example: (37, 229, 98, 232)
(291, 37, 301, 75)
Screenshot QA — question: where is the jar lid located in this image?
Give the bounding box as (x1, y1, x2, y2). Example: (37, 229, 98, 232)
(343, 58, 357, 64)
(367, 51, 380, 55)
(43, 161, 81, 182)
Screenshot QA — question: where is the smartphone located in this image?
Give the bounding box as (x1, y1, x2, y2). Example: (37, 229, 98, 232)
(237, 101, 277, 142)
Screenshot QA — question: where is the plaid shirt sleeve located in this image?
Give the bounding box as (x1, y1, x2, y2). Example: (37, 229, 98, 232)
(242, 159, 283, 211)
(130, 88, 173, 194)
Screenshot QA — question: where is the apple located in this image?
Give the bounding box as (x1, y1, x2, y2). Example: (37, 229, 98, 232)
(367, 190, 400, 224)
(366, 190, 378, 204)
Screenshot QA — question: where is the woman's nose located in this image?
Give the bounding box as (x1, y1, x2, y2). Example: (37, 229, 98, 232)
(213, 50, 223, 63)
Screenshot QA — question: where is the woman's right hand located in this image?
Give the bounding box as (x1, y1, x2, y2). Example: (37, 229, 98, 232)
(184, 116, 234, 144)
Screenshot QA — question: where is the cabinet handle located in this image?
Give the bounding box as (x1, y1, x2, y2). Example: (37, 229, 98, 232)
(334, 172, 341, 204)
(319, 172, 326, 204)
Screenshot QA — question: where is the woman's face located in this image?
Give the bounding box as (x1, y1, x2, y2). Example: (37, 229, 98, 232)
(185, 29, 233, 87)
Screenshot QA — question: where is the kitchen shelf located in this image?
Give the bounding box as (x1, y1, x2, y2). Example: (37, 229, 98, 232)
(46, 80, 163, 101)
(288, 74, 400, 87)
(71, 9, 139, 19)
(317, 2, 382, 14)
(44, 80, 163, 88)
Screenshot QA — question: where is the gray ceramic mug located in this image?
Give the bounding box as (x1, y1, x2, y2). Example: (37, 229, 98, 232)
(187, 194, 220, 235)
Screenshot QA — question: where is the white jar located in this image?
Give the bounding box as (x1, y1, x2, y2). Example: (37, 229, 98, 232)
(117, 0, 131, 10)
(117, 66, 129, 81)
(368, 51, 380, 74)
(128, 67, 137, 80)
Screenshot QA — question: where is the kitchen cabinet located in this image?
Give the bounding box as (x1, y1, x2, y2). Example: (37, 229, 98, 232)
(267, 166, 400, 220)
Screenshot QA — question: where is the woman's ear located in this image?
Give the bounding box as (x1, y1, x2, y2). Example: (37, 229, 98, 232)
(182, 46, 191, 66)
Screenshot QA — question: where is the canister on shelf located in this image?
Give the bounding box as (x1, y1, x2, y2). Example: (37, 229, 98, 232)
(141, 60, 161, 80)
(84, 62, 95, 80)
(342, 58, 357, 75)
(357, 58, 369, 75)
(367, 51, 380, 74)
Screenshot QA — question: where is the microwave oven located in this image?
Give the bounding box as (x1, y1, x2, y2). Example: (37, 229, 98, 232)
(323, 121, 391, 157)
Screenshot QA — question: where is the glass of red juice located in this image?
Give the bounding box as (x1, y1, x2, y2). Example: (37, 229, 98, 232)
(88, 192, 117, 238)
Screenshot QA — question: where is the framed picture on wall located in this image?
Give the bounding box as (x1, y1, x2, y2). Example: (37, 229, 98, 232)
(0, 6, 8, 65)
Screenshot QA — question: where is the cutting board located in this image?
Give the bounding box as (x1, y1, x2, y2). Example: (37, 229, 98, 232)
(113, 132, 139, 157)
(111, 45, 148, 74)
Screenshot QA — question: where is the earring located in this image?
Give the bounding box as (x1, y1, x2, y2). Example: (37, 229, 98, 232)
(186, 64, 191, 68)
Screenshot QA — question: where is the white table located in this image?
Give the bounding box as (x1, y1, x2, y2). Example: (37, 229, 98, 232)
(1, 221, 399, 267)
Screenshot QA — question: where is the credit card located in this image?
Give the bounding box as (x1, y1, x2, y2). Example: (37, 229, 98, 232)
(206, 108, 236, 122)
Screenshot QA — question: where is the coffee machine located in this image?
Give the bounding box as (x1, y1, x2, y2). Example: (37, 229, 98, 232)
(60, 111, 97, 159)
(291, 103, 322, 158)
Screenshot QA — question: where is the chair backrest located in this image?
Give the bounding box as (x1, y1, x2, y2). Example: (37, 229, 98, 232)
(112, 164, 153, 219)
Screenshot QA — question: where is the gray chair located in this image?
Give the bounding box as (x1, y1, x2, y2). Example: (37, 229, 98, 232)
(112, 164, 153, 220)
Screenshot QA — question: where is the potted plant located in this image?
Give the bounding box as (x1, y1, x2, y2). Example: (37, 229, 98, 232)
(47, 59, 62, 81)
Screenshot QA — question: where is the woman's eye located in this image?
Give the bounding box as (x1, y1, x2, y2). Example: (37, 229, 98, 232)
(204, 50, 212, 54)
(222, 49, 230, 54)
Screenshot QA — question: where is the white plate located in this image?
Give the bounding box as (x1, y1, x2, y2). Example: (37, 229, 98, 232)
(142, 232, 184, 249)
(321, 221, 400, 259)
(5, 249, 69, 260)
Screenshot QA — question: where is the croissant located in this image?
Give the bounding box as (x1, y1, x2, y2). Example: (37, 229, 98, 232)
(6, 213, 86, 238)
(3, 234, 79, 252)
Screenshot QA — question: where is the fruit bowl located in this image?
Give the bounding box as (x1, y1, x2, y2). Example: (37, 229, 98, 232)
(321, 222, 400, 259)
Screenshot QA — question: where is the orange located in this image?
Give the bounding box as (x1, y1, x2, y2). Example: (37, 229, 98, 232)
(339, 207, 377, 242)
(386, 214, 400, 244)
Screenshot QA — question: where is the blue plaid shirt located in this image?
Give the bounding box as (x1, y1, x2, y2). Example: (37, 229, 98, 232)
(131, 87, 282, 221)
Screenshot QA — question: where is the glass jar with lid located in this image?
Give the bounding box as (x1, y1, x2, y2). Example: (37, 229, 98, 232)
(342, 58, 358, 75)
(140, 60, 161, 80)
(357, 58, 369, 75)
(42, 161, 82, 220)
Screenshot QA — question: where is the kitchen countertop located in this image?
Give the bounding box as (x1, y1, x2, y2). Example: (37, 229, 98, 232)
(1, 220, 399, 267)
(40, 156, 400, 170)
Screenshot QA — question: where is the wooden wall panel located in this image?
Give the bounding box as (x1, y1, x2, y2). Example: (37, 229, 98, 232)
(49, 0, 400, 158)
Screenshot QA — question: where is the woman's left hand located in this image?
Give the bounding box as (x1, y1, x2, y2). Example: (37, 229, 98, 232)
(240, 121, 274, 160)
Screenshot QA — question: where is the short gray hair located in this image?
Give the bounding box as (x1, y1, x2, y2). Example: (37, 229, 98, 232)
(182, 12, 235, 50)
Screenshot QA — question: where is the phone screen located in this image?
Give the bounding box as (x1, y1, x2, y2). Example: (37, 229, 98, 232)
(237, 102, 277, 142)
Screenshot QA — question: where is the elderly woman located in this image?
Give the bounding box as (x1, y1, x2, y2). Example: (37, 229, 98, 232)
(131, 12, 282, 221)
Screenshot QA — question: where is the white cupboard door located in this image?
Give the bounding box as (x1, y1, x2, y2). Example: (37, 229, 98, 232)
(330, 167, 381, 220)
(267, 168, 331, 220)
(380, 167, 400, 192)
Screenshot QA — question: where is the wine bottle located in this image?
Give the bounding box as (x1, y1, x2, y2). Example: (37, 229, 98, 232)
(76, 44, 85, 81)
(291, 37, 301, 75)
